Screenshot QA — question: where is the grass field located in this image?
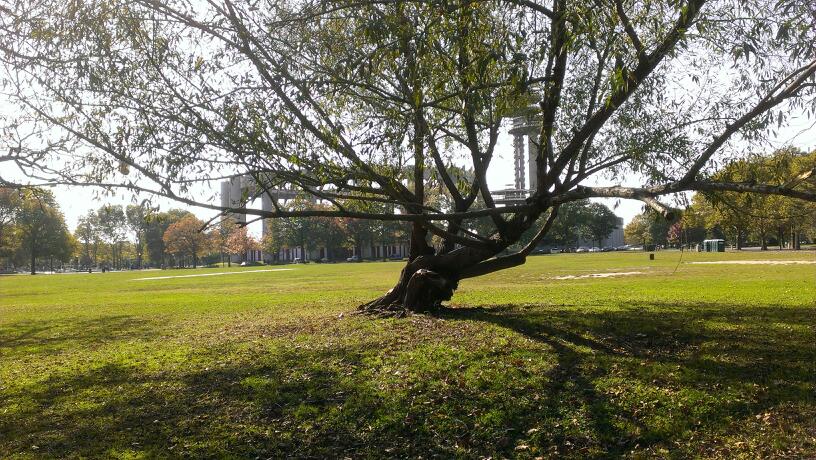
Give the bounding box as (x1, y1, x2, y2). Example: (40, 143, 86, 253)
(1, 250, 815, 459)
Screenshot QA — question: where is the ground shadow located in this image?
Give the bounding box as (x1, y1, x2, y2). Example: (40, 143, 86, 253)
(1, 300, 814, 458)
(0, 316, 160, 359)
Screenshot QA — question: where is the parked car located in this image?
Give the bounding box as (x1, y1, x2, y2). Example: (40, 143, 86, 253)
(602, 247, 614, 252)
(346, 255, 361, 262)
(589, 247, 601, 252)
(576, 247, 589, 253)
(549, 247, 562, 254)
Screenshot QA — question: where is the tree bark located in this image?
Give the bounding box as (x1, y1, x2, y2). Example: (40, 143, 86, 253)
(359, 255, 463, 315)
(735, 226, 743, 250)
(360, 231, 510, 315)
(30, 233, 36, 275)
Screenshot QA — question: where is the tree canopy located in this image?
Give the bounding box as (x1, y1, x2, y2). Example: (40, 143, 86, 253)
(1, 0, 815, 311)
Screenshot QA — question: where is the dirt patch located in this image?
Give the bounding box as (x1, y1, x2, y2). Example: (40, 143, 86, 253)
(688, 260, 816, 265)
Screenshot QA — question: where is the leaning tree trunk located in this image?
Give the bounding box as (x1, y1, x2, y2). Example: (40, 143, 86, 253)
(358, 237, 519, 315)
(359, 255, 462, 315)
(359, 207, 552, 316)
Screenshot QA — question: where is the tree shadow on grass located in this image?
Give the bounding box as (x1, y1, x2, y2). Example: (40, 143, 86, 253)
(1, 302, 814, 458)
(437, 301, 816, 455)
(0, 316, 160, 359)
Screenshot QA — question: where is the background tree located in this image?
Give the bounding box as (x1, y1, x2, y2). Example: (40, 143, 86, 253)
(163, 214, 210, 268)
(97, 205, 128, 269)
(0, 188, 21, 268)
(678, 205, 711, 247)
(126, 204, 150, 268)
(314, 215, 349, 261)
(697, 149, 816, 249)
(624, 214, 650, 246)
(275, 199, 323, 261)
(145, 209, 191, 268)
(226, 226, 260, 263)
(213, 218, 239, 266)
(262, 219, 285, 263)
(13, 189, 72, 274)
(74, 211, 101, 268)
(2, 0, 816, 312)
(583, 203, 619, 247)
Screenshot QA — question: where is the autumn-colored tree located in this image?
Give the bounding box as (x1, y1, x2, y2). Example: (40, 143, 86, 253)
(226, 226, 261, 263)
(213, 218, 239, 266)
(163, 215, 210, 268)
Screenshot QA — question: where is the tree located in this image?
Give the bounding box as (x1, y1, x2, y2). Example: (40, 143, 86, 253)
(162, 214, 210, 268)
(671, 206, 708, 248)
(225, 226, 260, 263)
(126, 204, 150, 268)
(0, 188, 21, 267)
(13, 189, 72, 274)
(275, 198, 323, 261)
(144, 209, 191, 268)
(698, 149, 816, 249)
(624, 214, 649, 246)
(314, 215, 349, 261)
(2, 1, 816, 312)
(626, 210, 671, 247)
(583, 203, 618, 247)
(262, 218, 285, 263)
(213, 218, 239, 266)
(74, 211, 101, 268)
(97, 205, 128, 269)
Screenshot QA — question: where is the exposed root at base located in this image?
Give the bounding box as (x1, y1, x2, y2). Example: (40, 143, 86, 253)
(356, 302, 411, 318)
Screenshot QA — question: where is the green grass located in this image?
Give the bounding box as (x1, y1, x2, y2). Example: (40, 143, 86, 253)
(1, 250, 815, 459)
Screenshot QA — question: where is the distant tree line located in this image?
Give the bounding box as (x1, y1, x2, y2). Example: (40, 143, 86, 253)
(0, 189, 413, 271)
(625, 149, 816, 249)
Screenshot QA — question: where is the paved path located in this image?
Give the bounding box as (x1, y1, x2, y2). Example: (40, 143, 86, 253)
(132, 269, 294, 281)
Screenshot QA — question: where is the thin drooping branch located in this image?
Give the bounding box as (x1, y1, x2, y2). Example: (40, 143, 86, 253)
(680, 58, 816, 184)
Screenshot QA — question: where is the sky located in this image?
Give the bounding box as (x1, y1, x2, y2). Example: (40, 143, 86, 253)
(46, 115, 816, 237)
